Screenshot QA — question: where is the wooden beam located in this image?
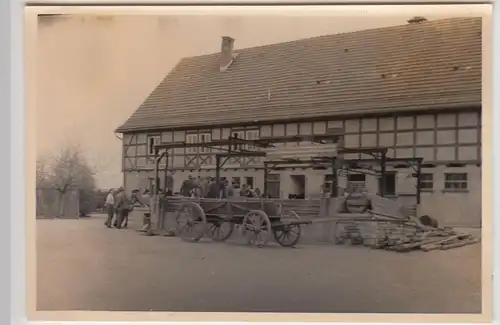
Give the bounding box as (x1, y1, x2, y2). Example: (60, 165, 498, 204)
(115, 105, 481, 134)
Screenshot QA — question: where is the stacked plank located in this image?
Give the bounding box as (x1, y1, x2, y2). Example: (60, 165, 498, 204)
(331, 193, 480, 252)
(378, 221, 481, 252)
(333, 216, 480, 252)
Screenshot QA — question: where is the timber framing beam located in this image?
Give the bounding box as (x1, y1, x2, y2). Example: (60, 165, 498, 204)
(154, 134, 343, 151)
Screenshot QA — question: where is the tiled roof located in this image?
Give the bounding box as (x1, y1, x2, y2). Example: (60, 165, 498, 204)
(116, 17, 482, 133)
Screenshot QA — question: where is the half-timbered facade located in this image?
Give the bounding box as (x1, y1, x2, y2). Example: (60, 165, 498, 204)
(116, 17, 482, 227)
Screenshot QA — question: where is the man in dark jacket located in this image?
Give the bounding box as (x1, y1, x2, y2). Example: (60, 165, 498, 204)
(239, 184, 250, 197)
(180, 175, 195, 197)
(114, 187, 133, 229)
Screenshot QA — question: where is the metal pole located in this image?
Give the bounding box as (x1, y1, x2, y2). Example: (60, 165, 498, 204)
(330, 158, 338, 198)
(154, 149, 160, 195)
(160, 151, 169, 230)
(163, 151, 169, 194)
(263, 162, 269, 197)
(379, 151, 387, 197)
(154, 149, 167, 230)
(215, 154, 221, 196)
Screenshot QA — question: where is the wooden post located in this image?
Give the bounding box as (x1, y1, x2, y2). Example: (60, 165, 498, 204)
(415, 158, 422, 217)
(330, 157, 338, 198)
(160, 151, 169, 230)
(153, 148, 161, 230)
(379, 151, 387, 197)
(279, 194, 284, 217)
(215, 155, 221, 198)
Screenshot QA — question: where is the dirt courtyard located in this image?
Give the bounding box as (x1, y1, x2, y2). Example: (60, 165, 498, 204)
(36, 214, 482, 314)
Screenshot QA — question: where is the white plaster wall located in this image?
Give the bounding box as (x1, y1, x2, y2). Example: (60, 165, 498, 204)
(418, 165, 481, 227)
(124, 163, 481, 227)
(293, 165, 481, 227)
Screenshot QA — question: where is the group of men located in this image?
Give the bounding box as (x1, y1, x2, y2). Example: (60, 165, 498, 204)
(104, 187, 153, 229)
(102, 175, 263, 232)
(178, 175, 262, 199)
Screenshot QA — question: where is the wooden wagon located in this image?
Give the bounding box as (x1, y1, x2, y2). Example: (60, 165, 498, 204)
(163, 196, 315, 247)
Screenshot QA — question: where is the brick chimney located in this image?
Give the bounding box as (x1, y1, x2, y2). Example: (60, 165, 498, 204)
(220, 36, 236, 72)
(407, 16, 428, 24)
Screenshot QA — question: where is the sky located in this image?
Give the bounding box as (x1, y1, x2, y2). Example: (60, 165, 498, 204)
(33, 6, 487, 189)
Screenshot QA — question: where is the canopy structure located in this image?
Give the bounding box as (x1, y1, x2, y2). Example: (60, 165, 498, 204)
(151, 134, 341, 196)
(151, 134, 424, 204)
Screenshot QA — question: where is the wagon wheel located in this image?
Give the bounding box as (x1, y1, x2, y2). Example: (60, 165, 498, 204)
(273, 210, 302, 247)
(175, 202, 207, 242)
(207, 219, 235, 242)
(241, 210, 272, 247)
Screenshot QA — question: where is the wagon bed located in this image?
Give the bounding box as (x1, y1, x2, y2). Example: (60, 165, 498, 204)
(161, 196, 318, 247)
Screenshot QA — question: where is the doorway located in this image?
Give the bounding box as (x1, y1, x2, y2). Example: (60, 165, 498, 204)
(289, 175, 306, 199)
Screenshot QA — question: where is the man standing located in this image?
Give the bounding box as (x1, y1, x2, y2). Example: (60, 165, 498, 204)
(114, 187, 133, 229)
(239, 184, 250, 197)
(165, 172, 174, 196)
(104, 189, 115, 228)
(222, 179, 235, 198)
(180, 175, 194, 197)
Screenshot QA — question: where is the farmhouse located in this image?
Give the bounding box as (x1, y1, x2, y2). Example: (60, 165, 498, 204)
(116, 17, 482, 227)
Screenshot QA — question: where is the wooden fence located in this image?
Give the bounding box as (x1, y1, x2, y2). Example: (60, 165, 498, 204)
(36, 188, 80, 219)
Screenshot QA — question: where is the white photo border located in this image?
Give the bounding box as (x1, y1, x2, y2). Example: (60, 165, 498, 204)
(7, 1, 498, 325)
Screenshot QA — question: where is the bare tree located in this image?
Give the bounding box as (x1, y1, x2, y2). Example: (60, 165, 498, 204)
(43, 144, 98, 217)
(36, 156, 50, 216)
(36, 157, 49, 188)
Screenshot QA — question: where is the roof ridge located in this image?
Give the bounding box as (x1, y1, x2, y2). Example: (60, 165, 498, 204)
(182, 17, 480, 61)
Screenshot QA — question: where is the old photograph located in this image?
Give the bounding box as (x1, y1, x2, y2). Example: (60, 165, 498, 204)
(33, 6, 486, 316)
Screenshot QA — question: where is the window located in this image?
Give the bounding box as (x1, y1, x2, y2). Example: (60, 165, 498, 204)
(231, 131, 245, 151)
(245, 177, 254, 189)
(444, 173, 468, 190)
(186, 134, 198, 154)
(231, 177, 241, 189)
(147, 136, 160, 155)
(199, 133, 212, 154)
(245, 129, 260, 150)
(228, 130, 246, 164)
(347, 173, 366, 192)
(420, 173, 434, 190)
(185, 132, 212, 161)
(378, 172, 396, 196)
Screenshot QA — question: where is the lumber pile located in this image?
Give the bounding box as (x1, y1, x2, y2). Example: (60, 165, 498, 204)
(375, 222, 480, 252)
(331, 193, 480, 252)
(334, 217, 480, 252)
